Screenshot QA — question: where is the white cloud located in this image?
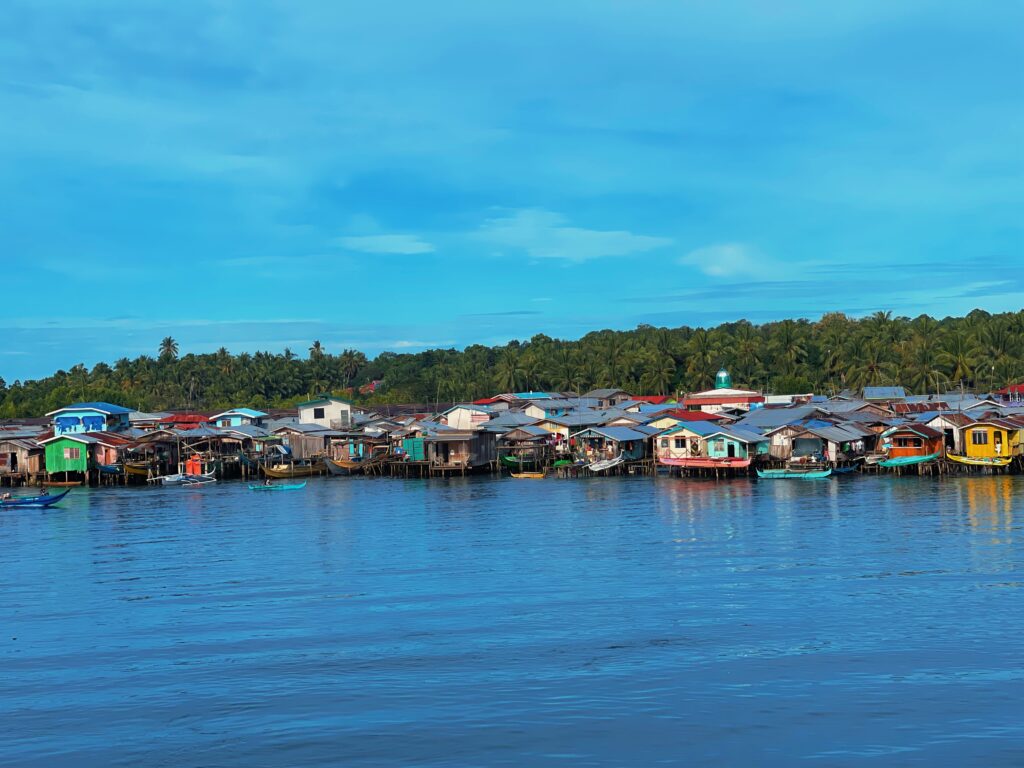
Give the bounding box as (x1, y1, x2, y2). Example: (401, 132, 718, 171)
(678, 243, 763, 278)
(337, 234, 435, 254)
(476, 209, 671, 262)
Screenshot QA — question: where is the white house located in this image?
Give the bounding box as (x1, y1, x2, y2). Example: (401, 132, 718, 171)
(298, 396, 354, 429)
(442, 404, 494, 430)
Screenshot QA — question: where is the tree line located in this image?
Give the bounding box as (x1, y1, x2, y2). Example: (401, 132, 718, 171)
(1, 310, 1022, 418)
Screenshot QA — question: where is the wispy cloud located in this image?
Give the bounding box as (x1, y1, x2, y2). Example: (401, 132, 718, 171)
(337, 234, 435, 254)
(476, 209, 671, 262)
(678, 243, 765, 278)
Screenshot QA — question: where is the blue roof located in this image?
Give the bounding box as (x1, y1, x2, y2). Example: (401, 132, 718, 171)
(211, 408, 268, 419)
(662, 420, 724, 437)
(46, 401, 132, 416)
(863, 386, 906, 400)
(573, 426, 649, 442)
(513, 391, 557, 400)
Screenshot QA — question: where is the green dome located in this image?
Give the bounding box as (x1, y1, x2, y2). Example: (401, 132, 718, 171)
(714, 368, 732, 389)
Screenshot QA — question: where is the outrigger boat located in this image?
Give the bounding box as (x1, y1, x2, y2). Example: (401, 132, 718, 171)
(658, 456, 751, 469)
(756, 468, 832, 479)
(249, 481, 307, 491)
(945, 452, 1013, 467)
(500, 454, 540, 469)
(0, 489, 71, 508)
(878, 451, 942, 468)
(510, 471, 545, 479)
(587, 453, 625, 473)
(156, 472, 217, 486)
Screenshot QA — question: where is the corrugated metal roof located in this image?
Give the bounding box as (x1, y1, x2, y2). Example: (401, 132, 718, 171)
(572, 426, 649, 442)
(863, 386, 906, 400)
(45, 402, 133, 416)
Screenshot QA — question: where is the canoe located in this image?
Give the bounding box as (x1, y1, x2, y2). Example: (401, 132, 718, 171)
(97, 463, 124, 475)
(510, 472, 545, 479)
(756, 468, 833, 479)
(878, 451, 942, 468)
(659, 456, 751, 469)
(553, 459, 574, 467)
(0, 489, 71, 508)
(260, 463, 323, 479)
(945, 452, 1013, 467)
(249, 481, 307, 491)
(125, 463, 155, 477)
(831, 465, 860, 475)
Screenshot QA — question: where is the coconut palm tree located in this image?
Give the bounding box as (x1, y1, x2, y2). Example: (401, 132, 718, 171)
(159, 336, 179, 361)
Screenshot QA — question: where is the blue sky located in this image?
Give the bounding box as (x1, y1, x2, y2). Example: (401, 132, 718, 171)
(1, 1, 1021, 380)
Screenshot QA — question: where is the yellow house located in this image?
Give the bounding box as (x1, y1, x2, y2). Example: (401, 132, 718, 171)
(960, 420, 1017, 460)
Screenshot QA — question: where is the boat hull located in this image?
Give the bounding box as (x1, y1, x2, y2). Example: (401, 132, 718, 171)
(510, 472, 545, 479)
(756, 468, 832, 479)
(261, 463, 323, 479)
(0, 489, 71, 508)
(878, 451, 942, 468)
(945, 452, 1013, 467)
(659, 457, 751, 469)
(249, 481, 307, 491)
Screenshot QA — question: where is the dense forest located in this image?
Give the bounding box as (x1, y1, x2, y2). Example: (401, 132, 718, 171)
(1, 310, 1023, 418)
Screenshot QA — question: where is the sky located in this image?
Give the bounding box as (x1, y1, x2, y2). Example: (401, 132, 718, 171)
(1, 1, 1021, 380)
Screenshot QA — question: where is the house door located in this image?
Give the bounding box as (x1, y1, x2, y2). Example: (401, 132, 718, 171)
(943, 429, 955, 450)
(995, 432, 1003, 455)
(727, 443, 736, 458)
(9, 453, 16, 472)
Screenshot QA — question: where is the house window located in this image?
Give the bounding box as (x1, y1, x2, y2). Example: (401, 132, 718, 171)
(674, 438, 685, 449)
(220, 420, 230, 427)
(63, 447, 81, 460)
(971, 430, 989, 446)
(894, 437, 922, 448)
(660, 439, 668, 448)
(313, 407, 325, 420)
(713, 439, 725, 451)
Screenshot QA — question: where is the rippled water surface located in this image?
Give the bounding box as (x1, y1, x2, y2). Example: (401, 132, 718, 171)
(3, 475, 1024, 766)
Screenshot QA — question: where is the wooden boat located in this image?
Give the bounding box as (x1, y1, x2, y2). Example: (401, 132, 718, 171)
(260, 462, 323, 479)
(0, 489, 71, 508)
(659, 456, 751, 469)
(249, 481, 307, 491)
(863, 453, 887, 466)
(945, 452, 1013, 467)
(97, 463, 124, 475)
(125, 462, 156, 477)
(510, 471, 545, 479)
(878, 451, 942, 468)
(756, 468, 832, 479)
(43, 480, 83, 487)
(323, 457, 361, 476)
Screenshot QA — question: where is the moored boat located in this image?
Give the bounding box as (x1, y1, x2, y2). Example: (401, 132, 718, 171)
(658, 456, 751, 469)
(261, 462, 323, 479)
(323, 457, 360, 476)
(878, 451, 942, 468)
(510, 471, 545, 479)
(945, 452, 1013, 467)
(587, 453, 625, 473)
(756, 468, 832, 479)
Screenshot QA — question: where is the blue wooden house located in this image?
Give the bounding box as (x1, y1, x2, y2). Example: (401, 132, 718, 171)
(209, 408, 268, 428)
(46, 402, 133, 435)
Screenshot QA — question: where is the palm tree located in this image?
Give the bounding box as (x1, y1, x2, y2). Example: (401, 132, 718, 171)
(159, 336, 179, 361)
(308, 340, 324, 360)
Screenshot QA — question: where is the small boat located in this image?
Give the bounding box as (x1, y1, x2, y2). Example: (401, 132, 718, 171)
(0, 489, 71, 508)
(863, 453, 887, 466)
(97, 463, 124, 475)
(878, 451, 942, 468)
(658, 456, 752, 469)
(587, 454, 625, 473)
(249, 481, 307, 491)
(756, 468, 833, 479)
(510, 472, 545, 479)
(125, 462, 156, 477)
(323, 457, 360, 476)
(182, 475, 217, 488)
(831, 464, 860, 475)
(945, 452, 1013, 467)
(261, 463, 323, 479)
(157, 472, 217, 486)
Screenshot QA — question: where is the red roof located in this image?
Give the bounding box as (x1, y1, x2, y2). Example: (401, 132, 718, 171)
(632, 395, 676, 404)
(159, 413, 214, 430)
(681, 395, 765, 406)
(997, 382, 1024, 395)
(473, 397, 501, 405)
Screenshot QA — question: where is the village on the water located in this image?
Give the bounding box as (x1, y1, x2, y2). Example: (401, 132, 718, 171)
(4, 366, 1024, 501)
